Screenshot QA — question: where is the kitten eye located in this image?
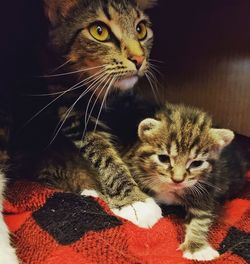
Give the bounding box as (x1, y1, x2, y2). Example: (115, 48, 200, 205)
(136, 21, 147, 41)
(189, 160, 204, 169)
(158, 155, 170, 164)
(89, 22, 110, 42)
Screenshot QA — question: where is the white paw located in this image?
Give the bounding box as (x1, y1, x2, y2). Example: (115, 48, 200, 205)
(183, 245, 219, 261)
(81, 189, 99, 198)
(0, 249, 19, 264)
(111, 198, 162, 228)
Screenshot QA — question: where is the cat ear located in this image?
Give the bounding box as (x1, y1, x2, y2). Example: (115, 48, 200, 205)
(210, 128, 235, 154)
(138, 118, 162, 142)
(44, 0, 77, 26)
(136, 0, 158, 10)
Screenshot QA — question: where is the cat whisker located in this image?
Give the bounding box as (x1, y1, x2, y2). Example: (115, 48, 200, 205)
(148, 62, 164, 78)
(26, 68, 108, 97)
(94, 75, 117, 131)
(84, 73, 111, 126)
(82, 74, 112, 139)
(145, 71, 160, 102)
(50, 59, 72, 73)
(22, 69, 107, 129)
(149, 58, 165, 64)
(50, 72, 109, 144)
(39, 64, 108, 78)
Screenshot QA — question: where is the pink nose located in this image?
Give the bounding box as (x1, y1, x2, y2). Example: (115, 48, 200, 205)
(171, 177, 184, 184)
(129, 55, 145, 70)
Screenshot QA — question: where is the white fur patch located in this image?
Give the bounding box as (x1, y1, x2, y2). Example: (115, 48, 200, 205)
(111, 198, 162, 228)
(81, 189, 99, 198)
(113, 76, 139, 90)
(183, 245, 219, 261)
(0, 192, 19, 263)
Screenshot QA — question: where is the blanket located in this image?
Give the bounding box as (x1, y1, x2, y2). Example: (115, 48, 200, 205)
(3, 169, 250, 264)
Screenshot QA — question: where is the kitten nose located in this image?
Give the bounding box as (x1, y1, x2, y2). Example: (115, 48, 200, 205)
(128, 55, 145, 70)
(171, 177, 184, 184)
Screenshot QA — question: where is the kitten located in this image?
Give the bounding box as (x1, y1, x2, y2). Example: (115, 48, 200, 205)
(11, 0, 162, 228)
(123, 103, 247, 261)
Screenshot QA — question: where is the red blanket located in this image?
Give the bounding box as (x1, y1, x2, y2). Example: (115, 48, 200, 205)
(3, 170, 250, 264)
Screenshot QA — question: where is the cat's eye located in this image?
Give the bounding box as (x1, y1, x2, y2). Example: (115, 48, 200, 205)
(158, 155, 170, 164)
(189, 160, 204, 169)
(89, 22, 110, 42)
(136, 21, 148, 41)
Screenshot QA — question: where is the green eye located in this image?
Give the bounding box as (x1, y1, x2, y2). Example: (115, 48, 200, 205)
(136, 21, 147, 41)
(89, 23, 110, 42)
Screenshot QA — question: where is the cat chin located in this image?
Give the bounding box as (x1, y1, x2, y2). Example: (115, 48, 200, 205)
(113, 75, 139, 91)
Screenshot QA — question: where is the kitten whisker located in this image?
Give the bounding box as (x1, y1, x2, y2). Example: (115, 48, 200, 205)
(198, 180, 222, 191)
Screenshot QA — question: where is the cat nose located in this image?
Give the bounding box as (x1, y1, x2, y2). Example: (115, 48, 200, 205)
(171, 177, 185, 184)
(128, 55, 145, 70)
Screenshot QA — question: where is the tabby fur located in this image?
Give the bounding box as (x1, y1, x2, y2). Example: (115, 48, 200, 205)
(123, 103, 247, 261)
(10, 0, 162, 228)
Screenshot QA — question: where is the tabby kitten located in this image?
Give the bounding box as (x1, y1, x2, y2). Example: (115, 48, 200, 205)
(21, 0, 162, 228)
(123, 103, 246, 261)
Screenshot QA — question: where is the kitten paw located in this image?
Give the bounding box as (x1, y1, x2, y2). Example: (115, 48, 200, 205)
(182, 245, 219, 261)
(111, 198, 162, 228)
(81, 189, 100, 198)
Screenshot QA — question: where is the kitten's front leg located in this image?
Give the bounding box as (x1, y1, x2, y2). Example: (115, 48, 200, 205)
(78, 132, 162, 228)
(179, 208, 219, 261)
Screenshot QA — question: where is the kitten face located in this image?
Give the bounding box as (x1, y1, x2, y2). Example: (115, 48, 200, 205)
(133, 104, 234, 200)
(45, 0, 154, 92)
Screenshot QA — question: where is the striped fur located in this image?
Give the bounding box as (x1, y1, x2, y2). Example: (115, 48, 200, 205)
(123, 102, 246, 260)
(23, 0, 158, 220)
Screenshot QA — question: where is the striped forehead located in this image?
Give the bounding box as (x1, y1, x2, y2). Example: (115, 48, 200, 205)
(97, 2, 144, 39)
(165, 121, 210, 159)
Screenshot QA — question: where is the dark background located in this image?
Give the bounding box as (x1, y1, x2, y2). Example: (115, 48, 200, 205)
(1, 0, 250, 135)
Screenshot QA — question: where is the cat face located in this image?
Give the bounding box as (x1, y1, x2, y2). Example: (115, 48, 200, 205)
(44, 0, 156, 91)
(134, 104, 234, 197)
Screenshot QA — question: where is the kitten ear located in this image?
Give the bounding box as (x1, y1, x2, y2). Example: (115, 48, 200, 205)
(136, 0, 158, 10)
(210, 128, 235, 154)
(138, 118, 162, 141)
(44, 0, 77, 26)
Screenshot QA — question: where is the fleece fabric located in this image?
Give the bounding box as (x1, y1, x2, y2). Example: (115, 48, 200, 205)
(3, 168, 250, 264)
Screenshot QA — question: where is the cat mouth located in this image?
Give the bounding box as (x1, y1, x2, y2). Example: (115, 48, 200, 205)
(113, 75, 139, 90)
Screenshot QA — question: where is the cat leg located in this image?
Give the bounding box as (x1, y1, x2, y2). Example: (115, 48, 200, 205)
(179, 208, 219, 261)
(77, 132, 162, 228)
(0, 173, 19, 264)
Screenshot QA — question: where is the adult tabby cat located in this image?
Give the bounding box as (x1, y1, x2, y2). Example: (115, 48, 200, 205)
(10, 0, 162, 228)
(121, 103, 246, 260)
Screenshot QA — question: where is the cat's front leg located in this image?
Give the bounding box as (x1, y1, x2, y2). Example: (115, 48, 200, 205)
(179, 208, 219, 261)
(78, 132, 162, 228)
